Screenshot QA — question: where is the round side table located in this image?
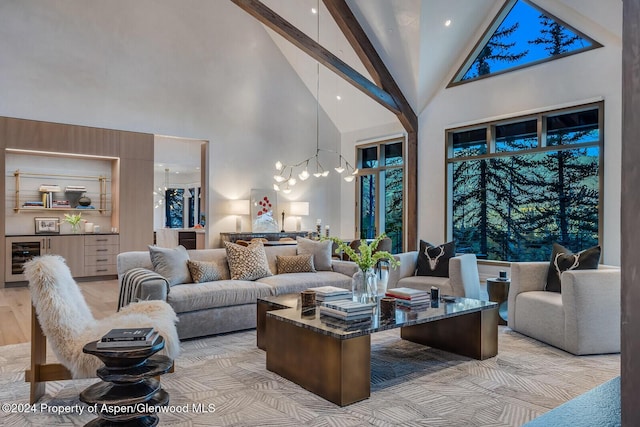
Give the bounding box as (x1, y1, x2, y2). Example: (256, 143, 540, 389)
(486, 278, 510, 325)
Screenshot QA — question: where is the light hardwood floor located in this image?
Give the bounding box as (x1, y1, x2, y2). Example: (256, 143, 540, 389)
(0, 279, 120, 347)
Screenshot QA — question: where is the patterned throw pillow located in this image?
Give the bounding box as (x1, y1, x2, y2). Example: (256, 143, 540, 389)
(416, 240, 456, 277)
(148, 245, 191, 286)
(296, 237, 333, 271)
(276, 254, 316, 274)
(545, 243, 601, 292)
(224, 241, 273, 281)
(187, 260, 223, 283)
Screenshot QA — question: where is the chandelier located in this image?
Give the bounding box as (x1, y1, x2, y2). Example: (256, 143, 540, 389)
(272, 1, 358, 194)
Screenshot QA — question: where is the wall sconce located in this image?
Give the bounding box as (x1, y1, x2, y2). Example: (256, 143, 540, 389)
(289, 201, 309, 232)
(228, 199, 250, 232)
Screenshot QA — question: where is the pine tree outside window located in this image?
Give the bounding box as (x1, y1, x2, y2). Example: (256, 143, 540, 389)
(449, 0, 602, 86)
(447, 102, 602, 262)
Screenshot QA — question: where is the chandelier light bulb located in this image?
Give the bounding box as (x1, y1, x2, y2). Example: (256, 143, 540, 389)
(334, 166, 345, 173)
(288, 178, 297, 186)
(274, 175, 286, 183)
(282, 187, 292, 194)
(275, 161, 283, 171)
(321, 170, 330, 177)
(352, 168, 359, 175)
(273, 183, 280, 191)
(299, 169, 310, 180)
(313, 172, 322, 178)
(344, 175, 355, 182)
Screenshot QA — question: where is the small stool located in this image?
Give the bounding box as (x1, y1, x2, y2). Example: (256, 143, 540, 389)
(487, 278, 510, 325)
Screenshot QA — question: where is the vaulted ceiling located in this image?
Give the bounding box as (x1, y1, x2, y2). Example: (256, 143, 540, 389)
(250, 0, 618, 134)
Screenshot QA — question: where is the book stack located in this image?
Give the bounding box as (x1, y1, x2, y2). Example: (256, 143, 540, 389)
(319, 300, 375, 331)
(65, 185, 87, 192)
(312, 285, 352, 302)
(385, 287, 430, 310)
(51, 200, 71, 208)
(96, 327, 160, 349)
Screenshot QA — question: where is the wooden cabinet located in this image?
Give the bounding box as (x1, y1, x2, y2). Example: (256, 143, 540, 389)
(5, 234, 119, 282)
(5, 235, 84, 281)
(84, 234, 119, 276)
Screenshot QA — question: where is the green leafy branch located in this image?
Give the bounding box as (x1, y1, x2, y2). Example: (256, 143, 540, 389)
(323, 233, 400, 271)
(63, 213, 83, 226)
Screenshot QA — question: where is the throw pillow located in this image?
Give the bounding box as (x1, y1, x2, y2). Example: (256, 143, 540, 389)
(296, 237, 333, 271)
(148, 245, 191, 286)
(545, 243, 601, 292)
(224, 241, 273, 281)
(416, 240, 455, 277)
(276, 254, 316, 274)
(187, 259, 223, 283)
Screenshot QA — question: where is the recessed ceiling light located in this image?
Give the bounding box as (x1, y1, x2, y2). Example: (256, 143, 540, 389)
(336, 95, 341, 101)
(445, 19, 452, 27)
(311, 7, 317, 14)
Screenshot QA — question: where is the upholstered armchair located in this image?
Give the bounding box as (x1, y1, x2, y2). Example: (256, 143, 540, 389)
(387, 252, 481, 299)
(508, 262, 620, 355)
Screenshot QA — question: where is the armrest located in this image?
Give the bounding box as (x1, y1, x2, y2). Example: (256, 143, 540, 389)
(118, 267, 169, 311)
(387, 251, 418, 289)
(331, 260, 359, 277)
(448, 254, 480, 299)
(508, 262, 549, 327)
(562, 269, 621, 354)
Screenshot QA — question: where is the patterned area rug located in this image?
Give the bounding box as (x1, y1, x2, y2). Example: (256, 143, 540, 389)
(0, 327, 619, 426)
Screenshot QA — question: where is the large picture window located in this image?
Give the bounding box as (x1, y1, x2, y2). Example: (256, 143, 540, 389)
(447, 102, 602, 261)
(356, 138, 405, 253)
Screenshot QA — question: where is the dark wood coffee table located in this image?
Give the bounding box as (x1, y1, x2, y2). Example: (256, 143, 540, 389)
(257, 294, 498, 406)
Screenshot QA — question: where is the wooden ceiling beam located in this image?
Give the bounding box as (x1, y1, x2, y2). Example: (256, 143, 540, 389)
(230, 0, 401, 115)
(322, 0, 417, 133)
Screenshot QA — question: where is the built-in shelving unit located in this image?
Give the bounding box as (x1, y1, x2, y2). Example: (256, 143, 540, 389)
(13, 170, 109, 213)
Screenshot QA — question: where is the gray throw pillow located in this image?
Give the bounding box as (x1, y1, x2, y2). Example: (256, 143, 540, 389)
(276, 254, 316, 274)
(187, 259, 223, 283)
(296, 237, 332, 271)
(148, 245, 191, 286)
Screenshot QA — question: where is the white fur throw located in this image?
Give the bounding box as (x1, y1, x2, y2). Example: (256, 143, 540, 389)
(24, 255, 180, 378)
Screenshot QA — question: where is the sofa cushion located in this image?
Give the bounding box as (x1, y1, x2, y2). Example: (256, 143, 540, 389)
(296, 237, 332, 271)
(416, 240, 455, 277)
(167, 280, 273, 313)
(187, 259, 223, 283)
(224, 241, 273, 281)
(257, 271, 351, 296)
(545, 243, 601, 293)
(276, 254, 316, 274)
(148, 245, 191, 286)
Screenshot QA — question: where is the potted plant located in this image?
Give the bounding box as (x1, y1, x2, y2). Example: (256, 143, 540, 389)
(325, 234, 400, 303)
(63, 213, 83, 234)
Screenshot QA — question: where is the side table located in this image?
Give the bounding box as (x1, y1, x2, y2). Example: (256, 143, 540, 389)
(80, 335, 173, 427)
(486, 278, 510, 325)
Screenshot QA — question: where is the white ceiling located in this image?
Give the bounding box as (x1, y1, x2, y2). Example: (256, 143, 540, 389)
(254, 0, 614, 134)
(260, 0, 502, 133)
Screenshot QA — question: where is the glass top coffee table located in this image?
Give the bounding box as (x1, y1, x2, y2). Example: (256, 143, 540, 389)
(257, 294, 498, 406)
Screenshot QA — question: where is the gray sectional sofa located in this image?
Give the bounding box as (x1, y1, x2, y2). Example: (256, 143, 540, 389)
(117, 245, 358, 340)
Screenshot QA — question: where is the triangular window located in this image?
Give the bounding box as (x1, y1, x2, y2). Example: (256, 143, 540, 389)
(449, 0, 602, 86)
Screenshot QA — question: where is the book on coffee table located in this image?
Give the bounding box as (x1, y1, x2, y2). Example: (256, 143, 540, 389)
(312, 286, 352, 302)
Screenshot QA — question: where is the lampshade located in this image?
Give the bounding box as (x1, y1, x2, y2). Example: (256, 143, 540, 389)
(228, 199, 250, 215)
(289, 201, 309, 217)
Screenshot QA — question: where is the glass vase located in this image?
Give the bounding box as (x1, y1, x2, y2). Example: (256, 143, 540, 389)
(70, 223, 81, 234)
(375, 260, 390, 297)
(352, 268, 377, 304)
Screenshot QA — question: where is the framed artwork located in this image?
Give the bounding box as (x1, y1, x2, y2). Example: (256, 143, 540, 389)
(35, 217, 60, 234)
(250, 189, 279, 232)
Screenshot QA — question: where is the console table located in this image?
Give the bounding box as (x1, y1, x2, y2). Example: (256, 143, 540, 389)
(220, 231, 313, 245)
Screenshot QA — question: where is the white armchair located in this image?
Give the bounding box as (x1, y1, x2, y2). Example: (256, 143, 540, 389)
(508, 262, 620, 355)
(387, 252, 480, 299)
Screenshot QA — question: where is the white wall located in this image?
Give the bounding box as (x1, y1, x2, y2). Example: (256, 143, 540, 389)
(417, 0, 622, 265)
(0, 0, 343, 247)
